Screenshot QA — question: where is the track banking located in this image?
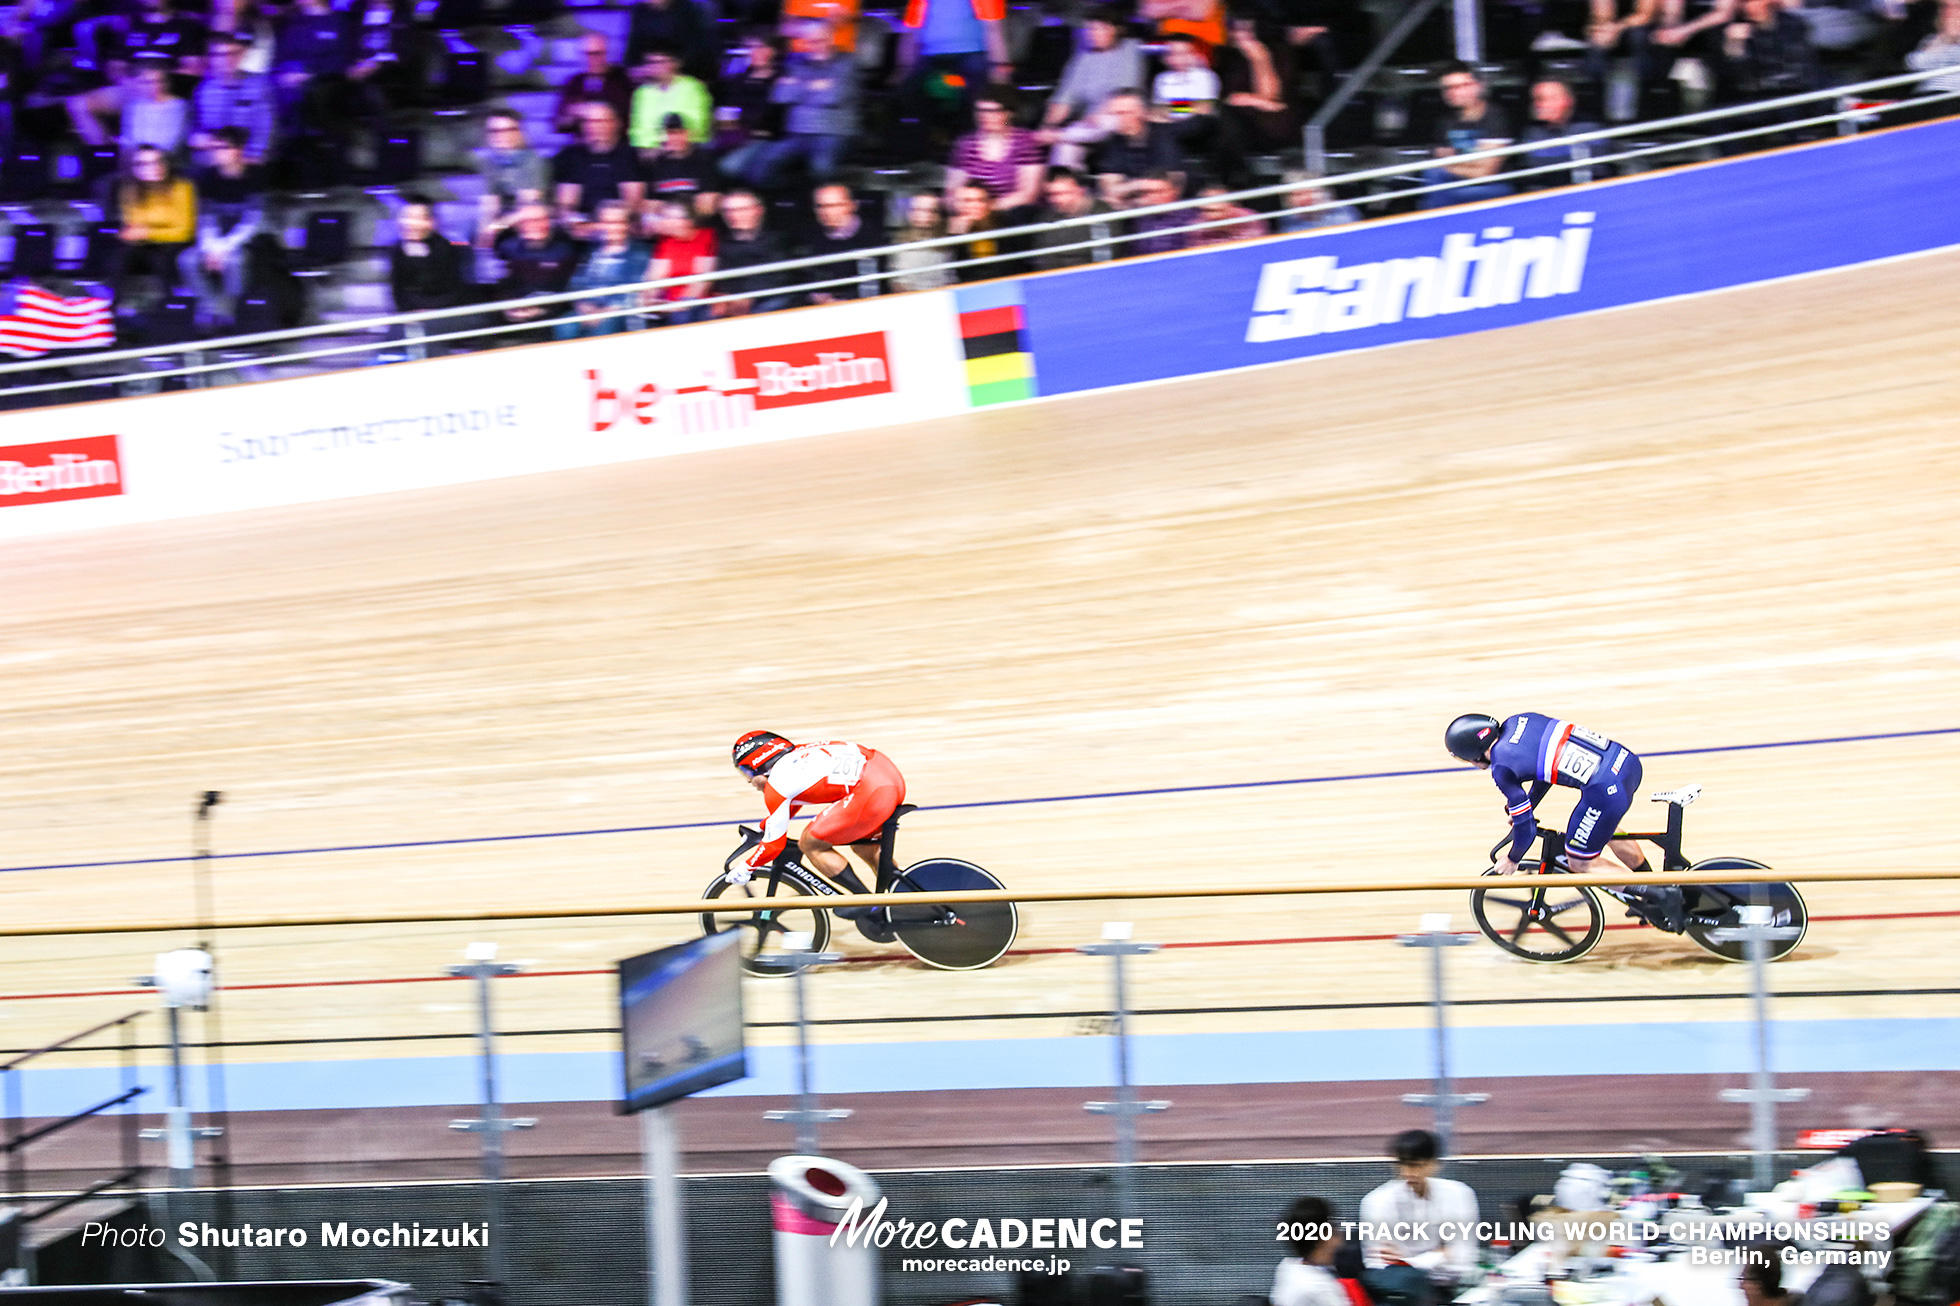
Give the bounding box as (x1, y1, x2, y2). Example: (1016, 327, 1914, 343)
(1245, 212, 1595, 343)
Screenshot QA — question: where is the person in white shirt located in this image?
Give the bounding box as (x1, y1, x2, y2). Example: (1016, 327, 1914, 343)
(1149, 32, 1221, 158)
(1356, 1129, 1480, 1305)
(1271, 1194, 1353, 1306)
(1150, 32, 1220, 113)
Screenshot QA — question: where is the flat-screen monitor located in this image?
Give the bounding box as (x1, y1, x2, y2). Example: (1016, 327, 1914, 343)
(618, 930, 747, 1114)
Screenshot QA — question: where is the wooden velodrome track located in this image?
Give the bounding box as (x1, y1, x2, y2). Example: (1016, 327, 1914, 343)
(5, 247, 1960, 1166)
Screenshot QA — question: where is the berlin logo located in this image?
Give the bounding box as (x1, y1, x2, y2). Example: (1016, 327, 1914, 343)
(0, 434, 123, 506)
(729, 331, 894, 410)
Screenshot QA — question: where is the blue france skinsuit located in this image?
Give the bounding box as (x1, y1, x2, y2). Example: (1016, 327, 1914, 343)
(1488, 713, 1644, 862)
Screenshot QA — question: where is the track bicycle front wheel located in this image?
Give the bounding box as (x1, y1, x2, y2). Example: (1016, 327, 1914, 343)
(700, 871, 834, 977)
(1470, 860, 1605, 963)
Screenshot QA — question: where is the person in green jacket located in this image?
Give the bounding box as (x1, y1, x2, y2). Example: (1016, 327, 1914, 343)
(628, 43, 714, 151)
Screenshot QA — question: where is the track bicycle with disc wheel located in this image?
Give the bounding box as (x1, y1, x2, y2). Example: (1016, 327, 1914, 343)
(1469, 785, 1808, 964)
(699, 803, 1019, 975)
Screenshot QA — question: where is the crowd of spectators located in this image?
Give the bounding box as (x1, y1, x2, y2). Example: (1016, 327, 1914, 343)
(1, 0, 1956, 360)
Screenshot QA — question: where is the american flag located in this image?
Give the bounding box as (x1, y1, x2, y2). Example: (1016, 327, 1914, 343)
(0, 281, 115, 358)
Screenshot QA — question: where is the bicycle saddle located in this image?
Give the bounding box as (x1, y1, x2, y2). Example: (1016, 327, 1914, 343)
(1648, 784, 1701, 806)
(893, 803, 919, 819)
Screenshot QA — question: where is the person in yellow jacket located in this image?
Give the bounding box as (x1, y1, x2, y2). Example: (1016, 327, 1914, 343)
(117, 145, 198, 290)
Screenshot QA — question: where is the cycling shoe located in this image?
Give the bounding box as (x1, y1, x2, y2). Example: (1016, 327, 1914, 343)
(833, 903, 898, 942)
(855, 912, 897, 945)
(1626, 886, 1688, 934)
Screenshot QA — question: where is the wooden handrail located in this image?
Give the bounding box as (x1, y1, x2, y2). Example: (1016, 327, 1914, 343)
(0, 866, 1953, 938)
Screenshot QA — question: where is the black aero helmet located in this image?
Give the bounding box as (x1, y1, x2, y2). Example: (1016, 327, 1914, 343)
(1445, 713, 1502, 764)
(732, 730, 794, 776)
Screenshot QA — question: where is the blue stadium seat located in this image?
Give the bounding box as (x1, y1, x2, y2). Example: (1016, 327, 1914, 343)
(293, 211, 351, 276)
(0, 151, 52, 202)
(375, 131, 423, 186)
(2, 223, 55, 277)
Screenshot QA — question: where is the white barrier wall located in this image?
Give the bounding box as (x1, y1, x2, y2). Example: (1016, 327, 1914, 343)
(0, 292, 969, 540)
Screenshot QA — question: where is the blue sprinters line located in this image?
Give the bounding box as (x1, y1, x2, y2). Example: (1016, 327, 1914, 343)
(6, 725, 1953, 876)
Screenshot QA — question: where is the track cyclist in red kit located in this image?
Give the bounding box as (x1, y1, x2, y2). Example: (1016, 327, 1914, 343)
(1445, 712, 1687, 933)
(729, 730, 905, 921)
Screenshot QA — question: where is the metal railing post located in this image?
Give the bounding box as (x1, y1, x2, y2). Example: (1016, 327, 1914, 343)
(641, 1106, 687, 1306)
(4, 1065, 21, 1199)
(1453, 0, 1483, 62)
(448, 942, 536, 1295)
(1397, 913, 1487, 1158)
(120, 1015, 140, 1189)
(761, 934, 853, 1155)
(1080, 922, 1170, 1224)
(1711, 903, 1808, 1191)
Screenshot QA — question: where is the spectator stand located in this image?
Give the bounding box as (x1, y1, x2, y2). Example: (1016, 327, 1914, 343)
(0, 63, 1946, 409)
(0, 64, 1953, 405)
(0, 0, 1953, 396)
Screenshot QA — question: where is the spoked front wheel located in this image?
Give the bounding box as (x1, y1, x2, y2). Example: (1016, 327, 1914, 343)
(887, 859, 1018, 971)
(1681, 858, 1808, 962)
(1471, 861, 1605, 963)
(700, 872, 834, 977)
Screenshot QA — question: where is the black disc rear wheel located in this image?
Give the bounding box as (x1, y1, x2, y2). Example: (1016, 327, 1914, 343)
(1471, 861, 1605, 963)
(700, 872, 833, 976)
(888, 859, 1017, 971)
(1681, 858, 1807, 962)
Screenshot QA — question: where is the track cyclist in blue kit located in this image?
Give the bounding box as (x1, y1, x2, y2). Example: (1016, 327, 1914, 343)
(1445, 712, 1687, 933)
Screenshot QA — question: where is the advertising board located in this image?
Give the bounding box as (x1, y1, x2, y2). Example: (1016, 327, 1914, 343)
(1013, 118, 1960, 396)
(0, 292, 967, 540)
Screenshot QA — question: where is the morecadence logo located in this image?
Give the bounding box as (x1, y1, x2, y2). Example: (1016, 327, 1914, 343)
(830, 1197, 1143, 1254)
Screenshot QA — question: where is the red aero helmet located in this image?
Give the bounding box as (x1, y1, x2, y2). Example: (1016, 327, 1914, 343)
(732, 730, 795, 777)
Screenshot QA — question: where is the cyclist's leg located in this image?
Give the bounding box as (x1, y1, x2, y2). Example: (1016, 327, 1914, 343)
(794, 840, 884, 893)
(1600, 753, 1651, 872)
(1606, 836, 1653, 873)
(1571, 758, 1682, 930)
(1563, 783, 1633, 866)
(800, 752, 906, 899)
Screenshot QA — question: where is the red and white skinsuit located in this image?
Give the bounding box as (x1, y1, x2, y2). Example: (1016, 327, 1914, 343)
(740, 741, 908, 873)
